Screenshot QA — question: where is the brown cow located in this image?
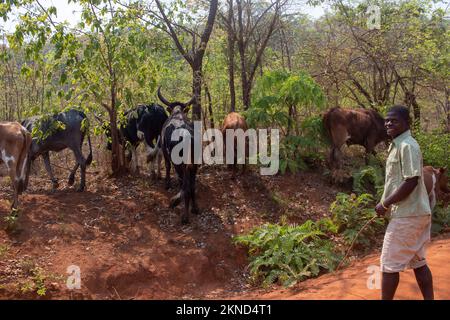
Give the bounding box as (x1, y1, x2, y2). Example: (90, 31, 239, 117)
(423, 166, 450, 210)
(222, 112, 249, 177)
(323, 107, 388, 168)
(0, 122, 32, 209)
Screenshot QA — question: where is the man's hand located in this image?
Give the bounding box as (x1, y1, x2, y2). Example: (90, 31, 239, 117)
(375, 202, 388, 216)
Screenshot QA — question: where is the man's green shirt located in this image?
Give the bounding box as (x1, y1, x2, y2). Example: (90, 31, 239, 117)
(381, 130, 431, 218)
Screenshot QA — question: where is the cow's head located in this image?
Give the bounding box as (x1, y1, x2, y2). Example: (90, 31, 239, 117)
(157, 86, 194, 115)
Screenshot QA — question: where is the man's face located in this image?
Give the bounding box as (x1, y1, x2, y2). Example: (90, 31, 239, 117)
(385, 112, 409, 138)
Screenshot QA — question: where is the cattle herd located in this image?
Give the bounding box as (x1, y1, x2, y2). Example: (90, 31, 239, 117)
(0, 91, 449, 224)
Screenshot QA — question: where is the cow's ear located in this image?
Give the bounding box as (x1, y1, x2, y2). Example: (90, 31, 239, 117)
(440, 167, 447, 174)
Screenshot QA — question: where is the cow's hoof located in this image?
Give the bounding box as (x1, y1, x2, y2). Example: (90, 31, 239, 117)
(76, 186, 85, 192)
(192, 206, 200, 215)
(67, 175, 75, 186)
(170, 196, 181, 209)
(52, 181, 59, 190)
(150, 172, 157, 180)
(181, 215, 189, 225)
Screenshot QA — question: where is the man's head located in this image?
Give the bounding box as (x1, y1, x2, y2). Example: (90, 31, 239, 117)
(385, 105, 411, 138)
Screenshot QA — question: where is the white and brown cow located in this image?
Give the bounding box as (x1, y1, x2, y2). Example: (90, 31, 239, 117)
(424, 166, 450, 210)
(0, 122, 32, 209)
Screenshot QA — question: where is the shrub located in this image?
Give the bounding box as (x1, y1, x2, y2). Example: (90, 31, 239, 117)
(246, 70, 327, 173)
(415, 129, 450, 169)
(234, 220, 341, 287)
(330, 193, 385, 250)
(352, 164, 385, 200)
(431, 204, 450, 235)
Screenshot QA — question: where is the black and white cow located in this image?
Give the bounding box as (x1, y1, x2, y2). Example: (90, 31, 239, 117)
(21, 109, 93, 192)
(158, 87, 199, 224)
(105, 104, 168, 177)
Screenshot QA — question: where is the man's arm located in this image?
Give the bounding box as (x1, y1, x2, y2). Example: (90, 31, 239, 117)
(375, 177, 418, 215)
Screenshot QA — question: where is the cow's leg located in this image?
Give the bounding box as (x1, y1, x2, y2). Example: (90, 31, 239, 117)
(190, 168, 199, 215)
(131, 146, 139, 174)
(163, 151, 172, 190)
(181, 174, 190, 224)
(42, 152, 59, 190)
(156, 149, 163, 180)
(8, 166, 19, 209)
(71, 147, 87, 192)
(69, 139, 84, 185)
(149, 152, 156, 180)
(68, 163, 79, 186)
(364, 138, 376, 165)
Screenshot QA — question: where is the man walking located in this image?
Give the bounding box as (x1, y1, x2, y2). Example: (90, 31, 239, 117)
(375, 105, 434, 300)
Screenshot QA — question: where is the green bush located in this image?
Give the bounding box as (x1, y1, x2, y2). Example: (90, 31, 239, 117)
(415, 129, 450, 169)
(352, 164, 385, 200)
(246, 70, 327, 174)
(330, 193, 385, 250)
(431, 205, 450, 235)
(234, 220, 341, 287)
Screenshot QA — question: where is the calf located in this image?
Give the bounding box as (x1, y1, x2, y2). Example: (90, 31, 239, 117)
(0, 122, 32, 209)
(221, 112, 249, 177)
(158, 87, 198, 224)
(21, 109, 93, 192)
(105, 104, 168, 177)
(424, 166, 449, 210)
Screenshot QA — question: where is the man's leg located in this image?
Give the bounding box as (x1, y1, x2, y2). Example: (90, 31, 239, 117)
(413, 265, 434, 300)
(382, 272, 400, 300)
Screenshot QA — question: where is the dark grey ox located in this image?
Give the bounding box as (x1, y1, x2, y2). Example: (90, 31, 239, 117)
(21, 109, 93, 191)
(158, 87, 198, 224)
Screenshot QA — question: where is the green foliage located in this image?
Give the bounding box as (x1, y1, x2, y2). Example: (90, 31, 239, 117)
(31, 115, 66, 143)
(247, 70, 327, 174)
(247, 70, 326, 129)
(4, 208, 19, 231)
(234, 220, 341, 287)
(20, 267, 48, 297)
(352, 164, 385, 200)
(330, 193, 385, 250)
(431, 204, 450, 235)
(415, 129, 450, 169)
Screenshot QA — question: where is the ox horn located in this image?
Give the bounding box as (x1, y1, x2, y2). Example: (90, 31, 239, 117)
(157, 86, 175, 108)
(184, 95, 196, 108)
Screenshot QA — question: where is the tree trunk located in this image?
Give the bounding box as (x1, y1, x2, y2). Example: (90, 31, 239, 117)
(205, 83, 215, 128)
(227, 0, 236, 113)
(192, 61, 203, 121)
(404, 91, 420, 125)
(445, 88, 450, 132)
(107, 82, 127, 174)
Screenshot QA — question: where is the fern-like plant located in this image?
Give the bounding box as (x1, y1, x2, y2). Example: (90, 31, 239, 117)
(330, 193, 385, 250)
(234, 220, 341, 287)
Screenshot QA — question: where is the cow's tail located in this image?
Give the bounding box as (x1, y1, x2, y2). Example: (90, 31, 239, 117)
(85, 132, 93, 166)
(17, 128, 32, 194)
